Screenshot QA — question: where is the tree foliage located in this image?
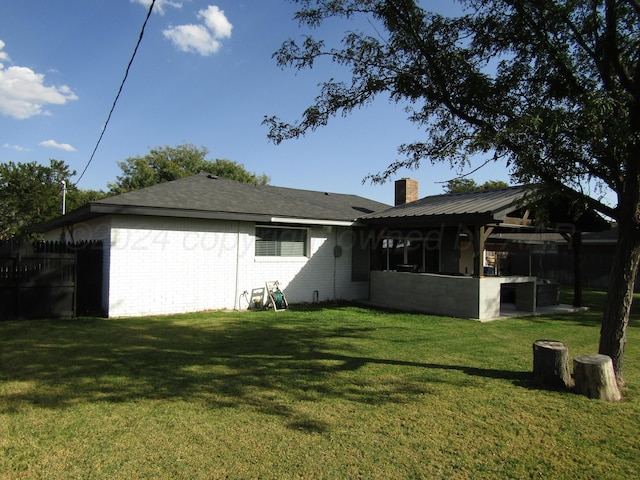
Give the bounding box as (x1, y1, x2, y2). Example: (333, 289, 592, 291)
(445, 178, 509, 193)
(108, 144, 269, 194)
(0, 160, 104, 239)
(266, 0, 640, 384)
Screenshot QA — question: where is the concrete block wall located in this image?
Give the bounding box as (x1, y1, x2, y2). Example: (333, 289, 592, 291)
(477, 276, 504, 319)
(371, 271, 537, 320)
(370, 270, 480, 318)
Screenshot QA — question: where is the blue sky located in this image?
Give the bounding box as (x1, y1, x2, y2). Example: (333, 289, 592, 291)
(0, 0, 512, 205)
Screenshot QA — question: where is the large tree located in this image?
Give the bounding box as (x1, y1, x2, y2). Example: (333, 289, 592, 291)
(265, 0, 640, 385)
(0, 160, 103, 239)
(108, 144, 270, 194)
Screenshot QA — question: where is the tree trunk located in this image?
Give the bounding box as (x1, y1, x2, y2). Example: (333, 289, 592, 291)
(573, 354, 622, 402)
(532, 340, 572, 389)
(599, 220, 640, 386)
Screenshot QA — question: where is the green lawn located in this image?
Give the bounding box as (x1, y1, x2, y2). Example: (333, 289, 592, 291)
(1, 289, 639, 479)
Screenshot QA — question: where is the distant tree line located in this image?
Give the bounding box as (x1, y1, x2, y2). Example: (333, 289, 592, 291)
(444, 179, 509, 193)
(0, 144, 269, 239)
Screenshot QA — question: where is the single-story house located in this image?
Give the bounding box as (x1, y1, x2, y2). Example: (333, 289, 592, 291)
(39, 172, 389, 317)
(39, 174, 596, 319)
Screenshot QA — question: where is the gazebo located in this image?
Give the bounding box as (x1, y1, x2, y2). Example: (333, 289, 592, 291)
(356, 180, 605, 320)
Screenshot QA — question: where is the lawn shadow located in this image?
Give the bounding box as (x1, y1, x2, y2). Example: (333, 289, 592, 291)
(0, 314, 546, 431)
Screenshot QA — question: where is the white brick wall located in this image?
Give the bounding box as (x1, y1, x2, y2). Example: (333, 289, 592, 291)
(108, 216, 244, 317)
(59, 216, 371, 317)
(244, 225, 369, 308)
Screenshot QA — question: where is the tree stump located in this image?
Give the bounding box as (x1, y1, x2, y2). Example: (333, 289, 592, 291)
(532, 340, 572, 389)
(573, 354, 622, 402)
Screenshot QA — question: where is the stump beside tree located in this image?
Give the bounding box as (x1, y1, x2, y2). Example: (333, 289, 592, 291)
(573, 354, 622, 402)
(532, 340, 572, 389)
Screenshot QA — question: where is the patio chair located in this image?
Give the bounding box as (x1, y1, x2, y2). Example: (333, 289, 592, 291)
(249, 287, 265, 310)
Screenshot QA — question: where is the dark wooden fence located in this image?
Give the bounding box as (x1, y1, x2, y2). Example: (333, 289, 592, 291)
(0, 241, 104, 319)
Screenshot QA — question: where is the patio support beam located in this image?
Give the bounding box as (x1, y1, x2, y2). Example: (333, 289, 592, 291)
(501, 209, 533, 227)
(473, 225, 487, 278)
(482, 226, 494, 243)
(561, 231, 584, 307)
(572, 232, 583, 307)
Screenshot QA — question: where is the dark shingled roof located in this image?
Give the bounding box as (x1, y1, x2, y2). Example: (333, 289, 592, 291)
(39, 173, 391, 230)
(358, 186, 526, 226)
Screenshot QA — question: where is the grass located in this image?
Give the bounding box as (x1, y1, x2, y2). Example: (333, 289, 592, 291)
(1, 289, 639, 479)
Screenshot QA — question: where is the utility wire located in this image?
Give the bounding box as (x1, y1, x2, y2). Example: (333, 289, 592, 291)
(75, 0, 156, 186)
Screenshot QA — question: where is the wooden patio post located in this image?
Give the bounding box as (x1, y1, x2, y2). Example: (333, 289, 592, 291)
(473, 225, 483, 277)
(473, 226, 493, 277)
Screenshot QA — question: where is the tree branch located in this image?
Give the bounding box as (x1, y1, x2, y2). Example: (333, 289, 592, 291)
(605, 0, 640, 101)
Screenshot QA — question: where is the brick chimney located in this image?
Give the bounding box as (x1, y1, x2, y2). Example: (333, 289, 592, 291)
(395, 178, 419, 206)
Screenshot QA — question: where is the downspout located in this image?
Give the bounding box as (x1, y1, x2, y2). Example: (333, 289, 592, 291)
(385, 237, 390, 270)
(234, 222, 241, 310)
(333, 227, 338, 300)
(61, 180, 67, 215)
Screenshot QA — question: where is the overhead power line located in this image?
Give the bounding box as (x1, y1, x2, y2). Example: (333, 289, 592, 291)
(76, 0, 156, 186)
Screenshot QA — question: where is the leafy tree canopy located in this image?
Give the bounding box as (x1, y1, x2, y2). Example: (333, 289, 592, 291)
(266, 0, 640, 384)
(0, 160, 104, 240)
(108, 144, 269, 194)
(445, 178, 509, 193)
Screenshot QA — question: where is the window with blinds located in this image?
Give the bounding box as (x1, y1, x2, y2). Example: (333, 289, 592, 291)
(255, 226, 308, 257)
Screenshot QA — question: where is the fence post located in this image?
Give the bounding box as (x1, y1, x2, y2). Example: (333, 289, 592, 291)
(15, 251, 21, 318)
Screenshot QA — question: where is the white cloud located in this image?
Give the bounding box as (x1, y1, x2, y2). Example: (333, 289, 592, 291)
(0, 43, 78, 120)
(131, 0, 182, 15)
(198, 5, 233, 39)
(0, 40, 9, 62)
(40, 140, 77, 152)
(3, 143, 30, 152)
(163, 24, 223, 56)
(163, 5, 232, 56)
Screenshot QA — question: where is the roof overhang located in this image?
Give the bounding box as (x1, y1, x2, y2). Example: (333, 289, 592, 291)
(357, 212, 498, 228)
(35, 203, 358, 232)
(270, 217, 355, 227)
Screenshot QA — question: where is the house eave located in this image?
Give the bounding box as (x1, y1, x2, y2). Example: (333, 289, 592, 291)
(358, 212, 497, 228)
(269, 217, 356, 227)
(35, 203, 360, 233)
